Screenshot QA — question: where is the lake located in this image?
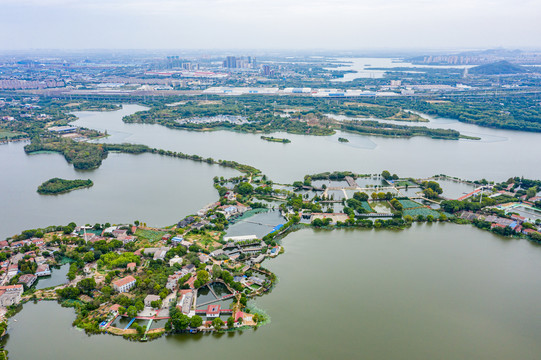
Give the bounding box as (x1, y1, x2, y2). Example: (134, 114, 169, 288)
(70, 104, 541, 185)
(0, 139, 237, 240)
(3, 103, 541, 360)
(6, 224, 541, 359)
(326, 57, 473, 81)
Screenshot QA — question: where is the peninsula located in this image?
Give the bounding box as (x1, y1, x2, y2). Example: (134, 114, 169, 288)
(2, 164, 540, 344)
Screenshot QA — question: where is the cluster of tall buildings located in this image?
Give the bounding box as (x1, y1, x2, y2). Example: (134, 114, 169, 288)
(165, 56, 199, 70)
(223, 56, 257, 69)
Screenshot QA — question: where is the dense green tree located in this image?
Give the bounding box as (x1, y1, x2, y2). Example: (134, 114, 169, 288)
(212, 318, 224, 330)
(190, 315, 203, 328)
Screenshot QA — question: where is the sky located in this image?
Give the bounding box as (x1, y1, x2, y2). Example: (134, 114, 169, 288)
(0, 0, 540, 50)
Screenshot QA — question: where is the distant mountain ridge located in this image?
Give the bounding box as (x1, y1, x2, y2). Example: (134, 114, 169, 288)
(469, 60, 528, 75)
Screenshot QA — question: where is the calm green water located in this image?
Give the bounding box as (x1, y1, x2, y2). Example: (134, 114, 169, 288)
(35, 264, 69, 290)
(6, 224, 541, 359)
(71, 105, 541, 184)
(3, 104, 541, 359)
(0, 141, 237, 239)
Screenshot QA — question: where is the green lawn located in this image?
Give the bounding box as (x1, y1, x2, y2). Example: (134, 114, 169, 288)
(135, 229, 167, 242)
(397, 199, 423, 209)
(404, 208, 441, 217)
(0, 130, 26, 140)
(359, 201, 374, 213)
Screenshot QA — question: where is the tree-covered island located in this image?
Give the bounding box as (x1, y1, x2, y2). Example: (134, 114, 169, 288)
(260, 136, 291, 143)
(37, 178, 93, 195)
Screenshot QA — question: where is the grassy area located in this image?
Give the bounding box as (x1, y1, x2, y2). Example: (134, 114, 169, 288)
(359, 201, 374, 213)
(0, 130, 26, 140)
(187, 232, 222, 251)
(403, 208, 441, 217)
(135, 229, 167, 242)
(393, 180, 417, 187)
(397, 199, 423, 209)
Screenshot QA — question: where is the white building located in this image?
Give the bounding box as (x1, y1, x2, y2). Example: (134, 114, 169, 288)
(35, 264, 51, 277)
(112, 275, 136, 293)
(0, 285, 23, 306)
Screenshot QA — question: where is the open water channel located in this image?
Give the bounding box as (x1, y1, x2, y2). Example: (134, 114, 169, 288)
(2, 104, 541, 359)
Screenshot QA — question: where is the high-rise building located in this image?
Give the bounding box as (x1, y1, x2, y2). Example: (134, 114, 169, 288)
(261, 64, 271, 76)
(224, 56, 237, 69)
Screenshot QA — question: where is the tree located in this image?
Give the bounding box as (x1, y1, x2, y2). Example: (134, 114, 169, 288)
(126, 305, 138, 318)
(76, 277, 96, 293)
(212, 264, 222, 279)
(227, 316, 235, 328)
(190, 315, 203, 328)
(83, 251, 95, 263)
(196, 270, 209, 284)
(423, 188, 438, 199)
(212, 317, 224, 330)
(381, 170, 391, 180)
(135, 324, 145, 336)
(353, 192, 369, 201)
(422, 181, 443, 195)
(171, 312, 190, 331)
(236, 182, 253, 196)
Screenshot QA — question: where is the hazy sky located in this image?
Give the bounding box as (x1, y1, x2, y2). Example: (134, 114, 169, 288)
(0, 0, 539, 50)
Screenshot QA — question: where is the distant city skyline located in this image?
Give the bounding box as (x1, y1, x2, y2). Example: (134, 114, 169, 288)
(0, 0, 540, 50)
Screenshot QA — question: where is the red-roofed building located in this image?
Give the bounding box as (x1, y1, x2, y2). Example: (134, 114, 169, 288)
(122, 236, 136, 244)
(186, 276, 196, 289)
(0, 241, 9, 249)
(31, 238, 45, 247)
(523, 229, 540, 235)
(109, 304, 122, 314)
(234, 311, 246, 322)
(35, 264, 51, 276)
(112, 275, 136, 293)
(10, 240, 26, 248)
(18, 274, 37, 287)
(206, 304, 221, 318)
(511, 214, 526, 223)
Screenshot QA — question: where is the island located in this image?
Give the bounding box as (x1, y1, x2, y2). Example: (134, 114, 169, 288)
(338, 137, 349, 142)
(2, 162, 540, 345)
(260, 136, 291, 143)
(37, 178, 94, 195)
